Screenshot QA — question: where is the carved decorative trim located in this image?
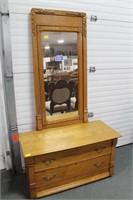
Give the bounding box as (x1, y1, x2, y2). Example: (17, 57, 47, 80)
(36, 114, 43, 130)
(84, 108, 88, 122)
(78, 28, 82, 35)
(31, 8, 56, 15)
(110, 161, 115, 168)
(31, 8, 87, 36)
(37, 26, 42, 33)
(31, 11, 36, 36)
(84, 108, 88, 114)
(83, 16, 87, 38)
(31, 8, 86, 18)
(65, 11, 86, 18)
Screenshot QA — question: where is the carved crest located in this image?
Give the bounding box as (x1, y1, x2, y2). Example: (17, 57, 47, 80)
(31, 8, 86, 17)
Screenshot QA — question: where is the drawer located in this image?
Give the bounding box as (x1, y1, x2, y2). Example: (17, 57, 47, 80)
(34, 140, 112, 172)
(35, 154, 110, 192)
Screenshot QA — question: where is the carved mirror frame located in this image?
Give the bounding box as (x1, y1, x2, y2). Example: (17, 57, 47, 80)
(31, 8, 88, 130)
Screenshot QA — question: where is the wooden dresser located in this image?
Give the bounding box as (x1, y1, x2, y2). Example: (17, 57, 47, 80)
(19, 120, 121, 199)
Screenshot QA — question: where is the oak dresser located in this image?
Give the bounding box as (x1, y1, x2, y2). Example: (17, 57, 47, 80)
(19, 120, 121, 199)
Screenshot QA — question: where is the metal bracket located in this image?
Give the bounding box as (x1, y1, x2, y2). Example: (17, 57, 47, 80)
(88, 112, 94, 118)
(0, 12, 9, 16)
(0, 0, 9, 15)
(6, 151, 11, 156)
(4, 73, 13, 79)
(89, 67, 96, 73)
(9, 124, 18, 131)
(90, 15, 98, 22)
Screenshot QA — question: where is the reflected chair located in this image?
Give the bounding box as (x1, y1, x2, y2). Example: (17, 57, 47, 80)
(45, 80, 71, 115)
(70, 82, 78, 110)
(69, 80, 77, 97)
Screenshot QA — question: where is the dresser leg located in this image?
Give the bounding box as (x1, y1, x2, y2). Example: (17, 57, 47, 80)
(30, 183, 37, 199)
(109, 139, 117, 176)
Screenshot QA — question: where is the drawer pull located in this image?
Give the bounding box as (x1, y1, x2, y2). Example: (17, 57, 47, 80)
(43, 175, 56, 181)
(42, 159, 55, 166)
(94, 162, 104, 168)
(95, 146, 106, 153)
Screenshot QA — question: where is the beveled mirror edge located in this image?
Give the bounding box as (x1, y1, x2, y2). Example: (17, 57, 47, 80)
(31, 8, 88, 130)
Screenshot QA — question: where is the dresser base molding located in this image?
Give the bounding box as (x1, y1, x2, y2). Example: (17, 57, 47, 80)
(36, 172, 110, 198)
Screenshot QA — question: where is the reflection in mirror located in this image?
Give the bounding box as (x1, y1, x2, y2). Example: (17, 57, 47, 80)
(41, 32, 79, 119)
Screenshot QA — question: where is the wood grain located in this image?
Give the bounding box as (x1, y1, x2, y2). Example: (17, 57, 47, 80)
(19, 121, 121, 157)
(31, 8, 87, 129)
(34, 140, 111, 172)
(20, 120, 121, 198)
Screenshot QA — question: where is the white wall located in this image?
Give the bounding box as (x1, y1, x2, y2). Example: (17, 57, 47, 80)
(8, 0, 133, 146)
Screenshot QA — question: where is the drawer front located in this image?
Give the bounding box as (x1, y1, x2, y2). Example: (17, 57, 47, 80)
(35, 154, 110, 191)
(34, 140, 112, 172)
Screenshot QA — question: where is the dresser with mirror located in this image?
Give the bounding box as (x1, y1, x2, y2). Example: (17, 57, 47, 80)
(19, 8, 121, 199)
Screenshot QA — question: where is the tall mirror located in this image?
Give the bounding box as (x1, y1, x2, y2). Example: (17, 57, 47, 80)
(31, 8, 88, 130)
(42, 31, 78, 118)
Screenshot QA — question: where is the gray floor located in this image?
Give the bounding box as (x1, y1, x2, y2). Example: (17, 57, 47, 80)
(0, 144, 132, 200)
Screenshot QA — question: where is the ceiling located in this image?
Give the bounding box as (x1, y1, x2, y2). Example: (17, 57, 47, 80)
(41, 31, 77, 46)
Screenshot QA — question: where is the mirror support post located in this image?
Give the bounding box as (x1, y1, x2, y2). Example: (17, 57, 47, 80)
(36, 114, 43, 131)
(83, 15, 88, 123)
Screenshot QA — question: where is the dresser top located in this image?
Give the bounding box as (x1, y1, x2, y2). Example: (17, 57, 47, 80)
(19, 120, 121, 158)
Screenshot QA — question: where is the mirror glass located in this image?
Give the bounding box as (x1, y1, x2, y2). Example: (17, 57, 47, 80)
(41, 31, 79, 120)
